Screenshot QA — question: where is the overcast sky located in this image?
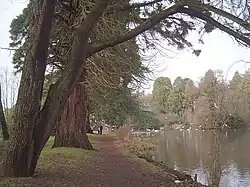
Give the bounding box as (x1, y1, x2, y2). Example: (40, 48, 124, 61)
(1, 1, 250, 94)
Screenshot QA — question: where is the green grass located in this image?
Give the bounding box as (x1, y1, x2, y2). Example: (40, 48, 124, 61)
(37, 137, 91, 171)
(121, 148, 162, 173)
(0, 136, 92, 186)
(123, 137, 156, 159)
(119, 137, 162, 173)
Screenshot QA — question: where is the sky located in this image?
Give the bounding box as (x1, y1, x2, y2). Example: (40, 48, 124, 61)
(0, 0, 28, 67)
(140, 30, 250, 92)
(1, 1, 250, 94)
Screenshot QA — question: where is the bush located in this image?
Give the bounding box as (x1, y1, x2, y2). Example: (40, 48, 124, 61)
(217, 114, 246, 129)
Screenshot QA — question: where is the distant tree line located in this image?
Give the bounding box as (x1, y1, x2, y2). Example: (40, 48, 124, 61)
(142, 69, 250, 129)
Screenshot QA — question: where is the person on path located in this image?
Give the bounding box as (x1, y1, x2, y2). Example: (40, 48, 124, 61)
(99, 125, 103, 135)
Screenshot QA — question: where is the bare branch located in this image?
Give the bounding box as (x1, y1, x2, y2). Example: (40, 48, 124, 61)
(0, 47, 17, 51)
(179, 7, 250, 46)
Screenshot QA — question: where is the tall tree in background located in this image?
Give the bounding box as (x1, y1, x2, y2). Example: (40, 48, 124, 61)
(227, 71, 243, 116)
(183, 79, 199, 123)
(2, 0, 250, 178)
(152, 77, 172, 112)
(229, 70, 250, 123)
(193, 70, 220, 128)
(0, 85, 9, 140)
(230, 71, 242, 90)
(167, 77, 186, 117)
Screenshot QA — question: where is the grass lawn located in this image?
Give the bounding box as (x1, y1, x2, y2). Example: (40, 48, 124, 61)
(0, 137, 92, 187)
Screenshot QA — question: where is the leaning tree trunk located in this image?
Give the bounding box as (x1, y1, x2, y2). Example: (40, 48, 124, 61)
(0, 85, 9, 140)
(2, 0, 57, 177)
(53, 82, 93, 149)
(27, 1, 109, 176)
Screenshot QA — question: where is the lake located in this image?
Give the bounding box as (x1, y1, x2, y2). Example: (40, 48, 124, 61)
(152, 129, 250, 187)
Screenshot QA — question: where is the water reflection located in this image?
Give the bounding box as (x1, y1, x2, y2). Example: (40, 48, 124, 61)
(153, 129, 250, 186)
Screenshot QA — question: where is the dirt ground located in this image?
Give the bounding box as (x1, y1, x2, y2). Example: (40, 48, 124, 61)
(0, 134, 207, 187)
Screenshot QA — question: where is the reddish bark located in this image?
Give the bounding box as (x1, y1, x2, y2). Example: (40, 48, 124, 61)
(53, 82, 93, 149)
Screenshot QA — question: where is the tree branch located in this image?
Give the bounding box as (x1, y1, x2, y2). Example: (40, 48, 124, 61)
(106, 0, 163, 14)
(179, 7, 250, 46)
(88, 1, 187, 56)
(190, 3, 250, 31)
(58, 0, 72, 12)
(0, 47, 17, 51)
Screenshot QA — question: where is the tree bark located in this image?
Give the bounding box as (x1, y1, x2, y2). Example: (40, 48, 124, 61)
(52, 82, 93, 149)
(28, 1, 110, 176)
(2, 0, 56, 177)
(0, 85, 9, 140)
(82, 67, 93, 134)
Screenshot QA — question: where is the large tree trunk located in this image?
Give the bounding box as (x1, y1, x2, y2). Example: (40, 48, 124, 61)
(2, 0, 111, 177)
(52, 82, 93, 149)
(0, 85, 9, 140)
(2, 0, 57, 177)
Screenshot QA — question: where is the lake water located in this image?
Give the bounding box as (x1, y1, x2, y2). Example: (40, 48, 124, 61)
(152, 129, 250, 187)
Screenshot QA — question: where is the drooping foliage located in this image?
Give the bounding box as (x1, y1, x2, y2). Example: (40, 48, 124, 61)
(9, 1, 151, 131)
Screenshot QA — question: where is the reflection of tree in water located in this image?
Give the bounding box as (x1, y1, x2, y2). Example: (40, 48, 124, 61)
(157, 130, 201, 170)
(155, 129, 250, 186)
(227, 129, 245, 144)
(156, 130, 224, 185)
(206, 131, 222, 186)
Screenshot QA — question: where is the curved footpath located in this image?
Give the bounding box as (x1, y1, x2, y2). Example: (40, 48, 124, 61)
(0, 135, 208, 187)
